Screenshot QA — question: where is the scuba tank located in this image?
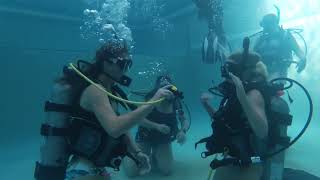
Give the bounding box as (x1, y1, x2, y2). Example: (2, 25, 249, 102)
(35, 79, 75, 180)
(262, 96, 291, 180)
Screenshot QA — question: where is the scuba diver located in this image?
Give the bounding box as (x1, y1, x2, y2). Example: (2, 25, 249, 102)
(198, 39, 269, 180)
(123, 75, 190, 177)
(197, 37, 314, 180)
(253, 8, 307, 80)
(34, 38, 175, 180)
(193, 0, 231, 64)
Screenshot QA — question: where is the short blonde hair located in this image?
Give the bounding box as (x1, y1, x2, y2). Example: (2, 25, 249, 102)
(228, 51, 269, 81)
(255, 61, 268, 80)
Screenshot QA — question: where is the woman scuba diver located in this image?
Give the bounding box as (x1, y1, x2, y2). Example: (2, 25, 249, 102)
(34, 38, 174, 180)
(123, 75, 190, 177)
(199, 38, 270, 180)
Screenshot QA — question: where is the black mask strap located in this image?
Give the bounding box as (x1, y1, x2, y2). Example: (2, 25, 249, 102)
(96, 59, 132, 87)
(101, 72, 132, 87)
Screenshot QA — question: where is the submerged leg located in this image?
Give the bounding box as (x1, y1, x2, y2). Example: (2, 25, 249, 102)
(213, 164, 263, 180)
(153, 143, 174, 176)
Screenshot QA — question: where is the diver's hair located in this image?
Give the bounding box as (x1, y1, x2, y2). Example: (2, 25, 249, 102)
(96, 38, 130, 62)
(145, 75, 172, 101)
(255, 61, 268, 81)
(228, 51, 268, 81)
(54, 39, 130, 92)
(228, 51, 260, 65)
(95, 38, 130, 74)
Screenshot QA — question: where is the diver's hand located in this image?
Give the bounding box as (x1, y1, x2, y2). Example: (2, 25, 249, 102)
(135, 152, 151, 175)
(155, 124, 171, 134)
(296, 58, 306, 73)
(150, 85, 174, 101)
(229, 73, 246, 102)
(200, 92, 213, 104)
(176, 131, 186, 145)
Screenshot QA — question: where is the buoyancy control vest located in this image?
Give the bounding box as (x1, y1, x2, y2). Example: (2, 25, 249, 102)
(196, 81, 292, 170)
(254, 29, 294, 68)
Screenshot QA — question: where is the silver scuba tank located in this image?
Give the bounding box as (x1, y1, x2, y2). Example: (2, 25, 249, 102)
(262, 96, 291, 180)
(41, 83, 73, 165)
(35, 82, 74, 180)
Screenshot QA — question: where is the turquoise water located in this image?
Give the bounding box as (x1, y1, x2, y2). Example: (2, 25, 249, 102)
(1, 0, 319, 179)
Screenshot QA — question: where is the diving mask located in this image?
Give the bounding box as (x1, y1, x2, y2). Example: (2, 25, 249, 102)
(106, 56, 132, 72)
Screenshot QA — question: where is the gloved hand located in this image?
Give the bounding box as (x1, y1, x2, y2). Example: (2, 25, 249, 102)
(296, 58, 306, 73)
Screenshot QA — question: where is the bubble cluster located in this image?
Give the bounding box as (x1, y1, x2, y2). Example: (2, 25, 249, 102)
(136, 60, 172, 85)
(152, 17, 173, 39)
(130, 0, 173, 38)
(80, 0, 133, 46)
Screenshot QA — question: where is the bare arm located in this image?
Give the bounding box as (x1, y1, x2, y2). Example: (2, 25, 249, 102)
(287, 32, 306, 72)
(178, 113, 189, 132)
(288, 32, 305, 60)
(124, 133, 141, 154)
(81, 85, 155, 138)
(239, 90, 268, 139)
(202, 102, 216, 120)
